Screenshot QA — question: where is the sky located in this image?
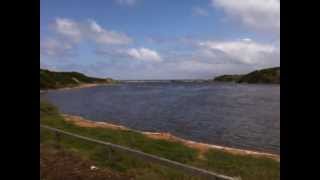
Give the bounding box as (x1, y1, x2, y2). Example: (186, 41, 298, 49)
(40, 0, 280, 80)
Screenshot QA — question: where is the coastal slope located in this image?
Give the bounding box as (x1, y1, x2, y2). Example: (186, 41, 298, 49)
(214, 67, 280, 84)
(40, 69, 116, 89)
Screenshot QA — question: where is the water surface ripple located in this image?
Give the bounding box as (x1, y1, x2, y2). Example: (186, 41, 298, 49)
(41, 82, 280, 154)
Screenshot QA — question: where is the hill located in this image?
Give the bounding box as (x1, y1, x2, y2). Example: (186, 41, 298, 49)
(214, 67, 280, 84)
(40, 69, 115, 89)
(213, 74, 243, 82)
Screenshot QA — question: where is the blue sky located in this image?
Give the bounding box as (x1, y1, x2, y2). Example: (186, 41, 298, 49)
(41, 0, 280, 80)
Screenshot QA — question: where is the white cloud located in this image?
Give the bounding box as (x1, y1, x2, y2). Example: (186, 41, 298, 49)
(89, 20, 104, 33)
(40, 38, 75, 57)
(192, 7, 209, 16)
(115, 0, 137, 6)
(242, 38, 252, 42)
(44, 18, 133, 58)
(54, 18, 82, 42)
(211, 0, 280, 32)
(52, 18, 132, 45)
(198, 39, 279, 66)
(127, 48, 162, 62)
(88, 20, 132, 45)
(95, 47, 162, 62)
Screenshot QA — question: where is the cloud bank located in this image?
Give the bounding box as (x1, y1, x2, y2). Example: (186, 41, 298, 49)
(198, 38, 279, 66)
(41, 18, 133, 58)
(192, 7, 209, 16)
(115, 0, 138, 6)
(211, 0, 280, 32)
(41, 0, 280, 79)
(127, 48, 162, 62)
(53, 18, 132, 45)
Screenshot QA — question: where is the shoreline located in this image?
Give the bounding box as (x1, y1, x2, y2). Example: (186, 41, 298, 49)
(56, 83, 102, 91)
(40, 83, 113, 93)
(63, 114, 280, 161)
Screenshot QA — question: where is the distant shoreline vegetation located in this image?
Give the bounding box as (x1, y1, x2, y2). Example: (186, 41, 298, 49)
(214, 67, 280, 84)
(40, 66, 280, 90)
(40, 69, 116, 90)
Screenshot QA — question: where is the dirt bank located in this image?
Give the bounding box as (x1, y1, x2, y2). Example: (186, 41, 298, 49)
(40, 83, 115, 93)
(56, 83, 102, 91)
(63, 114, 280, 161)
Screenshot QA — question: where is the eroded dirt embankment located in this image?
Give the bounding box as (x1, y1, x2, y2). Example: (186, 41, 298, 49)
(63, 114, 280, 161)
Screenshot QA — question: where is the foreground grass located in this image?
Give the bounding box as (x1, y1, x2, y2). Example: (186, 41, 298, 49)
(40, 144, 132, 180)
(40, 101, 279, 180)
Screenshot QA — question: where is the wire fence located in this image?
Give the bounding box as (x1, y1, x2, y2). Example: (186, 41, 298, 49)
(40, 124, 240, 180)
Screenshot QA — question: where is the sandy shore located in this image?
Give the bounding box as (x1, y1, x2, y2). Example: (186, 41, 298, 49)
(63, 114, 280, 161)
(55, 83, 102, 91)
(40, 83, 110, 93)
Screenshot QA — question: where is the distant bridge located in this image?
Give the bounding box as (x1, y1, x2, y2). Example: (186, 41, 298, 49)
(120, 79, 210, 83)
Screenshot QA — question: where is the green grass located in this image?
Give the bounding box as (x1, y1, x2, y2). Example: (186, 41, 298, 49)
(238, 67, 280, 84)
(40, 101, 280, 180)
(213, 66, 280, 84)
(197, 149, 279, 180)
(214, 75, 243, 82)
(40, 101, 197, 163)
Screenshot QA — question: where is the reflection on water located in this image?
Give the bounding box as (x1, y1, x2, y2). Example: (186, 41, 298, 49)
(41, 82, 280, 154)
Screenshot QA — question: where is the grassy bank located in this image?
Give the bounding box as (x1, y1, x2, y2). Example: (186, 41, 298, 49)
(40, 101, 280, 180)
(40, 69, 117, 90)
(40, 144, 131, 180)
(214, 67, 280, 84)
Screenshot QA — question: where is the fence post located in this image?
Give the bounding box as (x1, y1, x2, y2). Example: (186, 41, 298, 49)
(54, 131, 61, 149)
(107, 146, 112, 161)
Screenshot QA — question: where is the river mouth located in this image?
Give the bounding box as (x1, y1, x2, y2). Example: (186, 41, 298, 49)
(41, 82, 280, 155)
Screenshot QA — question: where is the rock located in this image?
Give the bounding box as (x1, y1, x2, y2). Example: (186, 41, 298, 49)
(90, 165, 98, 170)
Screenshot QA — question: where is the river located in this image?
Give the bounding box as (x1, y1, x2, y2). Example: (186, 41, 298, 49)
(41, 82, 280, 154)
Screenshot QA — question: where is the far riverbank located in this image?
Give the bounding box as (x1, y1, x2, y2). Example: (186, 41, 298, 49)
(40, 82, 116, 93)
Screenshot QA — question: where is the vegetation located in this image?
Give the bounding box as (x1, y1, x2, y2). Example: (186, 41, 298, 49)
(202, 150, 279, 180)
(214, 67, 280, 84)
(40, 101, 280, 180)
(238, 67, 280, 84)
(214, 75, 243, 82)
(40, 69, 116, 89)
(40, 144, 131, 180)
